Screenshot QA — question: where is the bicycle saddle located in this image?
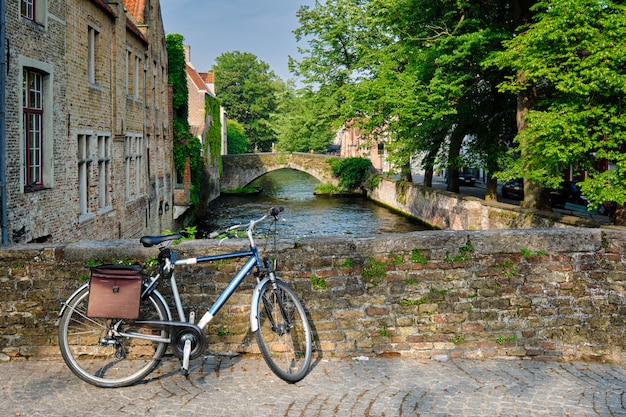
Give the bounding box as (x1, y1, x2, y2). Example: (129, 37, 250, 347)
(139, 234, 182, 248)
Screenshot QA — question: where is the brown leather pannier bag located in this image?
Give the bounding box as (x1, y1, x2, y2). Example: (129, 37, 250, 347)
(87, 264, 143, 319)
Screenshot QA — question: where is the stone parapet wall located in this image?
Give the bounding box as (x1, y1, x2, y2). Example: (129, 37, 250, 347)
(1, 229, 625, 364)
(369, 176, 605, 230)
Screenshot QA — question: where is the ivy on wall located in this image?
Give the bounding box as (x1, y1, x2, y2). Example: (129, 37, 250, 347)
(205, 94, 222, 172)
(166, 33, 203, 204)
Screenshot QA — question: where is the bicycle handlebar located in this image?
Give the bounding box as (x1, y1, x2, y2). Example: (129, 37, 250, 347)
(208, 206, 284, 240)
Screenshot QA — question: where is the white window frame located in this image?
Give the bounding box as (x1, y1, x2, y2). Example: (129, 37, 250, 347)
(88, 26, 98, 85)
(125, 133, 144, 200)
(21, 0, 34, 20)
(126, 49, 131, 96)
(77, 133, 92, 218)
(23, 68, 43, 190)
(134, 55, 141, 99)
(97, 134, 111, 211)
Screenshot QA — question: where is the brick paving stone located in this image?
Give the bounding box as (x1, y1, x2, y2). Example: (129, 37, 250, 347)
(0, 356, 624, 416)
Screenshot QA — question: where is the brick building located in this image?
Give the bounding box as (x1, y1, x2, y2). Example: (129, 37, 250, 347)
(1, 0, 175, 244)
(183, 45, 225, 206)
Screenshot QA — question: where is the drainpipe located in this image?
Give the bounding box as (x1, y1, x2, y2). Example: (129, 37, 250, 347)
(0, 0, 8, 244)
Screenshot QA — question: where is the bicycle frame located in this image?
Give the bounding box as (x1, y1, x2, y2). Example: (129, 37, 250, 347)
(172, 245, 268, 330)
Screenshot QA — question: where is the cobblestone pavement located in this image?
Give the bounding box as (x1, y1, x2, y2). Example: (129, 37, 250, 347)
(1, 355, 624, 417)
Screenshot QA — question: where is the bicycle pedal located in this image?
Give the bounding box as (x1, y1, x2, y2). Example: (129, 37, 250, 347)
(180, 366, 190, 377)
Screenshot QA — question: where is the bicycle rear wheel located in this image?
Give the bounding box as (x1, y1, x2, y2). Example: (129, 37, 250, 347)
(57, 285, 170, 388)
(255, 279, 312, 383)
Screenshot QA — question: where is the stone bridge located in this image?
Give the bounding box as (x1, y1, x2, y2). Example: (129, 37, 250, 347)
(220, 152, 339, 190)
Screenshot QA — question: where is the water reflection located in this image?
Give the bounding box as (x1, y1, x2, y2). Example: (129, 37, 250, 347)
(199, 169, 426, 238)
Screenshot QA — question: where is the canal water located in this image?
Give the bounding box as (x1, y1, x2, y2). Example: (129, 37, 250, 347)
(198, 169, 427, 239)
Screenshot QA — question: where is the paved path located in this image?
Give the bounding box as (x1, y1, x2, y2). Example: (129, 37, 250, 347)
(0, 355, 625, 416)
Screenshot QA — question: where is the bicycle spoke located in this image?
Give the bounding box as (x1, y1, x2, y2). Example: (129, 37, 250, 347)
(58, 286, 169, 388)
(255, 280, 312, 383)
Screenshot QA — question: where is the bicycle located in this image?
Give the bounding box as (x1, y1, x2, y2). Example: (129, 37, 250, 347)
(57, 207, 313, 388)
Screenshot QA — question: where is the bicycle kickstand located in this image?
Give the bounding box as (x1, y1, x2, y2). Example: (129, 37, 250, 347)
(181, 339, 192, 376)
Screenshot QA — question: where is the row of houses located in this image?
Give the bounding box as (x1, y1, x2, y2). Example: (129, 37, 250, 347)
(0, 0, 210, 245)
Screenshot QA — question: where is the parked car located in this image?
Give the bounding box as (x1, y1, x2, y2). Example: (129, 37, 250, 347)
(549, 181, 589, 208)
(597, 201, 617, 217)
(458, 172, 476, 186)
(445, 170, 477, 186)
(501, 179, 524, 200)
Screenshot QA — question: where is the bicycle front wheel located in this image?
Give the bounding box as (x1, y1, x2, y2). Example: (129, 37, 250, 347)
(255, 279, 312, 383)
(57, 285, 170, 388)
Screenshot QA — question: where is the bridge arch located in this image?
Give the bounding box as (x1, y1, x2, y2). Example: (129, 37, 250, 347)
(220, 152, 339, 190)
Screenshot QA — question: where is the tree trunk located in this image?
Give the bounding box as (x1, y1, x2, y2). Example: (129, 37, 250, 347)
(484, 159, 499, 201)
(446, 125, 465, 194)
(423, 168, 433, 187)
(400, 163, 412, 182)
(614, 204, 626, 226)
(422, 148, 438, 187)
(515, 71, 549, 210)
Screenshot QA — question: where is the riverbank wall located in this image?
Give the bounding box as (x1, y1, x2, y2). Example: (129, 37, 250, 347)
(1, 228, 625, 364)
(368, 176, 606, 230)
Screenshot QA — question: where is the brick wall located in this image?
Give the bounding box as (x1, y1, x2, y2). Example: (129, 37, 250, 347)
(4, 0, 174, 244)
(1, 229, 625, 363)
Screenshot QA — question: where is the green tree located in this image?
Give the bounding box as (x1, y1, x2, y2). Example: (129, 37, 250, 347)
(226, 119, 249, 154)
(273, 88, 335, 153)
(291, 0, 520, 196)
(213, 51, 282, 152)
(489, 0, 626, 221)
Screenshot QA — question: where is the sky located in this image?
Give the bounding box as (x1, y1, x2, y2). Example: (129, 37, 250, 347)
(159, 0, 316, 82)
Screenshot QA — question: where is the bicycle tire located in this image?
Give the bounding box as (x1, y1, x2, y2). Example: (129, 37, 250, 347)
(254, 279, 312, 383)
(57, 285, 170, 388)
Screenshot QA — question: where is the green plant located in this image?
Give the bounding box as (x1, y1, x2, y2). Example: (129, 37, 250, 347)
(450, 333, 465, 345)
(364, 173, 381, 190)
(314, 182, 341, 194)
(144, 256, 159, 268)
(217, 328, 234, 337)
(328, 157, 372, 192)
(363, 257, 387, 284)
(110, 255, 135, 265)
(495, 335, 517, 345)
(411, 249, 428, 265)
(521, 248, 547, 257)
(491, 258, 518, 277)
(491, 259, 514, 268)
(180, 225, 197, 240)
(446, 240, 474, 263)
(389, 251, 404, 265)
(457, 240, 474, 260)
(378, 324, 392, 337)
(405, 278, 418, 285)
(85, 258, 103, 268)
(310, 275, 327, 290)
(400, 297, 427, 306)
(430, 288, 447, 296)
(341, 258, 353, 268)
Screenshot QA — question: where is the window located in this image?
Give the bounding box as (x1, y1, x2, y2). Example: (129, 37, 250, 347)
(125, 135, 144, 199)
(126, 50, 131, 95)
(21, 0, 34, 20)
(88, 26, 98, 85)
(77, 134, 92, 216)
(23, 69, 43, 190)
(134, 56, 141, 98)
(97, 135, 111, 209)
